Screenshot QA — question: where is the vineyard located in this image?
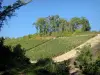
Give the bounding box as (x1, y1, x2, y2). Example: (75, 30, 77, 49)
(25, 35, 95, 60)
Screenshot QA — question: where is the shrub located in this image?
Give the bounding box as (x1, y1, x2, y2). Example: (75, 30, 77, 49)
(76, 45, 100, 75)
(34, 58, 70, 75)
(0, 37, 30, 74)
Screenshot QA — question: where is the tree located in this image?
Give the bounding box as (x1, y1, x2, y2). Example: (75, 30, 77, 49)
(0, 0, 32, 30)
(47, 15, 60, 35)
(52, 15, 60, 32)
(33, 15, 60, 36)
(69, 17, 91, 32)
(33, 16, 91, 36)
(33, 15, 65, 36)
(49, 15, 57, 32)
(70, 17, 81, 32)
(33, 18, 46, 36)
(59, 18, 68, 32)
(80, 17, 91, 31)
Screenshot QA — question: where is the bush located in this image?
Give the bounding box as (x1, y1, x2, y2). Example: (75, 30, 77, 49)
(76, 45, 93, 66)
(34, 58, 70, 75)
(0, 37, 30, 74)
(76, 45, 100, 75)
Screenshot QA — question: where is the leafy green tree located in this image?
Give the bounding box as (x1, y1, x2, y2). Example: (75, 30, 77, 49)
(80, 17, 91, 31)
(52, 15, 60, 32)
(49, 15, 57, 32)
(59, 18, 68, 32)
(34, 18, 46, 36)
(33, 15, 60, 36)
(70, 17, 91, 32)
(70, 17, 81, 32)
(33, 16, 91, 36)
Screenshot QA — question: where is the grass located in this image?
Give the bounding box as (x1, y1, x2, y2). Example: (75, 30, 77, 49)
(25, 35, 95, 60)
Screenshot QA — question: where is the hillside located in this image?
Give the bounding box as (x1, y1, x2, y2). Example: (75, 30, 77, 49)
(3, 32, 100, 75)
(53, 34, 100, 62)
(4, 32, 99, 61)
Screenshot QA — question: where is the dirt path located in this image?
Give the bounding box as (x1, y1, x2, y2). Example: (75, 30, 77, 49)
(53, 34, 100, 62)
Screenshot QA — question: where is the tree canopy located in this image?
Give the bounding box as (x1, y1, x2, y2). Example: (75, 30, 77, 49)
(33, 15, 91, 36)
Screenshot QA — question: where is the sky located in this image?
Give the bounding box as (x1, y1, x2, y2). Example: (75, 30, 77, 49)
(0, 0, 100, 38)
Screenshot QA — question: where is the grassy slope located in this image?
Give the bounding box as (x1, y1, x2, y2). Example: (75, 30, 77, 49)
(4, 38, 49, 50)
(26, 35, 95, 60)
(4, 32, 99, 60)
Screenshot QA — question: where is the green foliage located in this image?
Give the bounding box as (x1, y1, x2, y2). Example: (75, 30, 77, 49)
(76, 45, 100, 75)
(19, 58, 69, 75)
(4, 32, 97, 61)
(81, 17, 91, 31)
(0, 37, 30, 74)
(33, 16, 91, 36)
(69, 17, 81, 31)
(33, 58, 69, 75)
(59, 18, 68, 32)
(1, 37, 70, 75)
(33, 15, 70, 36)
(76, 45, 93, 66)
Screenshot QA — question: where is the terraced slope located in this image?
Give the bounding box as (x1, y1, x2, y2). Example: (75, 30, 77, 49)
(53, 34, 100, 62)
(4, 39, 49, 50)
(26, 35, 95, 60)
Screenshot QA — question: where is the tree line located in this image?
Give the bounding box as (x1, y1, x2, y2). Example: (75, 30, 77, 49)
(33, 15, 91, 36)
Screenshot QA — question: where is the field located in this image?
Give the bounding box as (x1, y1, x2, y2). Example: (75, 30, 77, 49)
(25, 35, 95, 60)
